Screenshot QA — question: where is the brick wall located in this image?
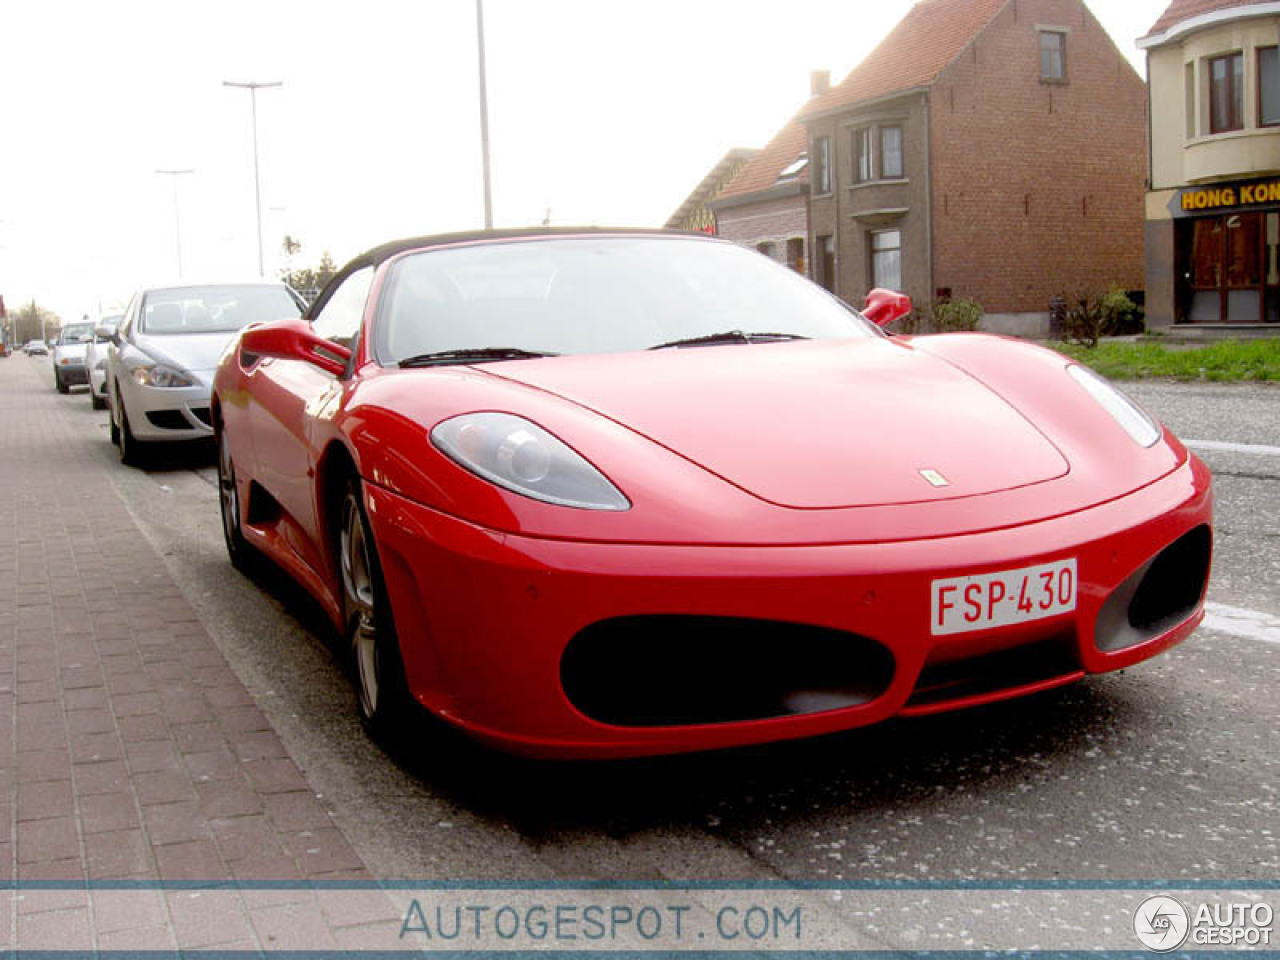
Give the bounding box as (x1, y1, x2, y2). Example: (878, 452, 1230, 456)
(716, 195, 809, 263)
(929, 0, 1147, 314)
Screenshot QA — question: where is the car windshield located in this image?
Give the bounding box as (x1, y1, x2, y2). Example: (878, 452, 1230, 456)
(375, 235, 874, 364)
(60, 323, 94, 343)
(141, 285, 301, 336)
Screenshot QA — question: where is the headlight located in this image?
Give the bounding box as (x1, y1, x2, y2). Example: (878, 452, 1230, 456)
(132, 363, 195, 388)
(431, 412, 630, 511)
(1067, 364, 1161, 447)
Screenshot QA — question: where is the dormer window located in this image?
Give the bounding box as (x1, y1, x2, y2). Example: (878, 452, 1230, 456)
(777, 153, 808, 182)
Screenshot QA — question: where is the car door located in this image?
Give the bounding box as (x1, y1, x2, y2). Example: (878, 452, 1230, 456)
(248, 267, 375, 576)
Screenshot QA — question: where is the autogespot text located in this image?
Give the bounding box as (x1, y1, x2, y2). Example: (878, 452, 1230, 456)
(399, 900, 803, 945)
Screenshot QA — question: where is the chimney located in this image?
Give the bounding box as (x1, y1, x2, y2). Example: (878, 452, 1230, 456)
(810, 69, 830, 97)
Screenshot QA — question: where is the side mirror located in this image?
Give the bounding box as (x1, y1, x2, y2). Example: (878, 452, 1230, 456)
(239, 318, 352, 376)
(78, 333, 93, 344)
(862, 288, 913, 329)
(94, 325, 115, 342)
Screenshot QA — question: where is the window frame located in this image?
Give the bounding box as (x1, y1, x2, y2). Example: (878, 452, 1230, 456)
(1209, 51, 1245, 134)
(812, 136, 831, 195)
(852, 126, 873, 184)
(1039, 29, 1068, 83)
(879, 125, 904, 180)
(1258, 45, 1280, 128)
(870, 229, 903, 293)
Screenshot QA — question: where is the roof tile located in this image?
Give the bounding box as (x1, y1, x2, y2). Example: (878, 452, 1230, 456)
(1144, 0, 1268, 40)
(716, 120, 809, 201)
(804, 0, 1009, 118)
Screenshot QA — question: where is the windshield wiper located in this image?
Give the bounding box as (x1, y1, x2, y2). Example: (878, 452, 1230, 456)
(399, 347, 559, 368)
(647, 330, 810, 351)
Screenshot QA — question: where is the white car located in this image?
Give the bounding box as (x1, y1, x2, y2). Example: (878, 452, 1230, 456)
(86, 314, 122, 409)
(53, 321, 97, 393)
(107, 282, 304, 464)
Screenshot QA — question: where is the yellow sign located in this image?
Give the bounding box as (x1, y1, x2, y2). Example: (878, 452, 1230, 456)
(1181, 181, 1280, 211)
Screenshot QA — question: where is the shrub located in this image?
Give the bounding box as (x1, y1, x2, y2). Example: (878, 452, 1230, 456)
(1061, 292, 1105, 348)
(1059, 287, 1145, 347)
(1100, 285, 1144, 336)
(930, 297, 983, 332)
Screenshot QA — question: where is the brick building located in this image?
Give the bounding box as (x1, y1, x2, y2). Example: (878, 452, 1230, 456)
(1139, 0, 1280, 329)
(665, 149, 759, 235)
(803, 0, 1148, 334)
(709, 74, 834, 279)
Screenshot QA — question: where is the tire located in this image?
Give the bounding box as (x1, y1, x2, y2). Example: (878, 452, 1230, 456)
(217, 427, 257, 574)
(55, 371, 68, 394)
(339, 477, 412, 741)
(109, 384, 120, 446)
(116, 389, 143, 466)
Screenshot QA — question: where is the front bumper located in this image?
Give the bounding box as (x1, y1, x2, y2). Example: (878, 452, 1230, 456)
(366, 456, 1213, 758)
(56, 362, 89, 385)
(119, 377, 214, 441)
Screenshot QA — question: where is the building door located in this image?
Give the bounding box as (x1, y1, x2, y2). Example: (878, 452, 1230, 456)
(1179, 212, 1280, 323)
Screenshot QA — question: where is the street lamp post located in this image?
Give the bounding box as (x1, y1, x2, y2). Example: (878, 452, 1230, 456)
(155, 169, 194, 277)
(476, 0, 493, 229)
(223, 80, 282, 277)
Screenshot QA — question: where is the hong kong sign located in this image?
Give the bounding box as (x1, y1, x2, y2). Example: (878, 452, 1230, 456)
(1179, 178, 1280, 214)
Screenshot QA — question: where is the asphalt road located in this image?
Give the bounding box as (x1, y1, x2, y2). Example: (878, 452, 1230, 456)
(31, 357, 1280, 884)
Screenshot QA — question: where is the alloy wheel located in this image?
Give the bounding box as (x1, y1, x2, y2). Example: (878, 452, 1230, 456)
(341, 493, 380, 720)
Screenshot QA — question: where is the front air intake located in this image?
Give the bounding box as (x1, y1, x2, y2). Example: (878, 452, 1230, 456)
(560, 615, 894, 727)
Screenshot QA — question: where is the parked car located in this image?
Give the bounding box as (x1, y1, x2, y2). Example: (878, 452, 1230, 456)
(108, 282, 304, 464)
(52, 320, 96, 393)
(24, 340, 48, 356)
(213, 228, 1213, 759)
(86, 314, 123, 409)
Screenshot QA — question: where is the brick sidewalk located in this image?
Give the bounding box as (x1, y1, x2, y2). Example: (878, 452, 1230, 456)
(0, 357, 402, 948)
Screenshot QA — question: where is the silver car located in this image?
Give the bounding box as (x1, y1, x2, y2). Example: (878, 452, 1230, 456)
(53, 321, 95, 393)
(86, 314, 122, 409)
(107, 282, 304, 464)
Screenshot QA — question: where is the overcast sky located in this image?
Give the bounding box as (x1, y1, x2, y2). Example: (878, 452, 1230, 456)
(0, 0, 1171, 323)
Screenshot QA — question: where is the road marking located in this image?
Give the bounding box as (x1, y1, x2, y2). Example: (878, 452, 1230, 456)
(1186, 439, 1280, 457)
(1203, 602, 1280, 645)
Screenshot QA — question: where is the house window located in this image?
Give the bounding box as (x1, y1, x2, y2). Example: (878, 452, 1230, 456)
(813, 136, 831, 194)
(1039, 30, 1067, 82)
(1209, 52, 1244, 133)
(786, 238, 805, 274)
(1185, 61, 1197, 138)
(853, 127, 873, 183)
(816, 235, 835, 292)
(880, 126, 903, 179)
(1260, 47, 1280, 126)
(871, 230, 902, 292)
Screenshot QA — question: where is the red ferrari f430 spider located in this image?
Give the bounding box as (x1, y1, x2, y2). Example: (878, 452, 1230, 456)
(212, 229, 1211, 758)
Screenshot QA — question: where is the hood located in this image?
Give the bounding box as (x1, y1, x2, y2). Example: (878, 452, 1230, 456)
(487, 338, 1070, 509)
(135, 330, 240, 385)
(55, 343, 88, 361)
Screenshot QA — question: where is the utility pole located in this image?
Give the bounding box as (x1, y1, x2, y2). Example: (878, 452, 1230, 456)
(223, 80, 283, 276)
(155, 169, 194, 277)
(476, 0, 493, 229)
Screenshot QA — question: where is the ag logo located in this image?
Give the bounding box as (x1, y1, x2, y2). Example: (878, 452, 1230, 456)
(1134, 895, 1190, 952)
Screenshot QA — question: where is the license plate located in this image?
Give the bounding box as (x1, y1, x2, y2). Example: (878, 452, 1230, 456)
(931, 558, 1077, 636)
